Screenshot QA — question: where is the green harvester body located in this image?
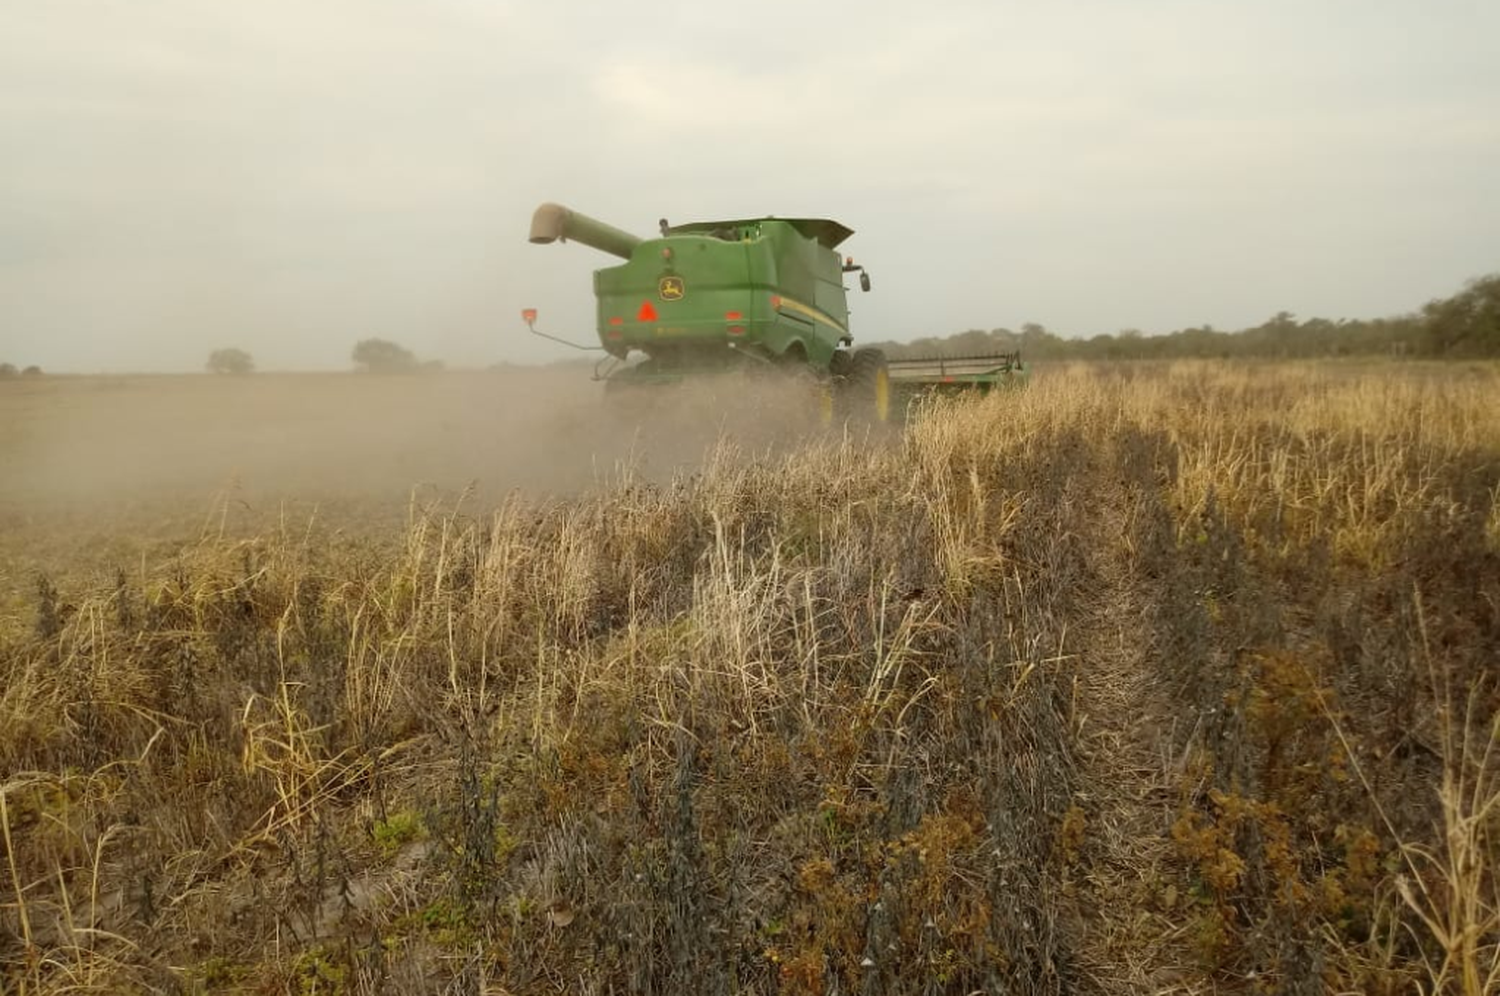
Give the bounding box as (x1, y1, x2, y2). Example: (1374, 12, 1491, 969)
(526, 203, 1026, 408)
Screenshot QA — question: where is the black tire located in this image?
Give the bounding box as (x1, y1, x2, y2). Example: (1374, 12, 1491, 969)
(837, 347, 891, 423)
(773, 346, 820, 383)
(602, 361, 663, 420)
(829, 348, 854, 379)
(756, 347, 826, 428)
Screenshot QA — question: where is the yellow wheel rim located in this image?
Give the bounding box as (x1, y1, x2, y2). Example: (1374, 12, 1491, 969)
(874, 368, 890, 423)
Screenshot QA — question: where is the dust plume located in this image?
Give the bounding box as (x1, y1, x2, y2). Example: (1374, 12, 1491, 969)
(0, 367, 846, 536)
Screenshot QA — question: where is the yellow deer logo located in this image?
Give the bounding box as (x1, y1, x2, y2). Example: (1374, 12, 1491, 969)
(659, 276, 685, 301)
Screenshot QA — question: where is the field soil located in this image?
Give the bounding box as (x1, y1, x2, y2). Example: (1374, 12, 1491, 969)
(2, 362, 1498, 994)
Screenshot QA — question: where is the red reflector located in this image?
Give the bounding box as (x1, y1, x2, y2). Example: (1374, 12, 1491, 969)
(727, 325, 746, 336)
(942, 376, 954, 383)
(637, 301, 658, 322)
(521, 308, 538, 323)
(770, 295, 782, 309)
(608, 316, 624, 326)
(606, 330, 623, 340)
(724, 311, 742, 320)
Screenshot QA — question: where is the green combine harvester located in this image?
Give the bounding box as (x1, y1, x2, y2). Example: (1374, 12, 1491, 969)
(524, 203, 1026, 420)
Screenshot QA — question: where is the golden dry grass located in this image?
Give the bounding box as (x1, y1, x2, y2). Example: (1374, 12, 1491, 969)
(1, 361, 1497, 994)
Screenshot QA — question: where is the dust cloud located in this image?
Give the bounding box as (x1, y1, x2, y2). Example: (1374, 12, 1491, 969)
(0, 367, 837, 538)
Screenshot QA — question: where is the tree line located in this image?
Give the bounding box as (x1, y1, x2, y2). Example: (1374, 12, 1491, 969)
(876, 273, 1500, 362)
(205, 339, 444, 375)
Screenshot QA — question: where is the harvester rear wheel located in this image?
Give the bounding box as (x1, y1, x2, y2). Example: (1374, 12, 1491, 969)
(839, 348, 891, 423)
(829, 349, 854, 379)
(602, 361, 662, 418)
(761, 349, 828, 426)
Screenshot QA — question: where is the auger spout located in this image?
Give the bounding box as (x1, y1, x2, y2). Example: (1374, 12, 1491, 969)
(528, 202, 643, 260)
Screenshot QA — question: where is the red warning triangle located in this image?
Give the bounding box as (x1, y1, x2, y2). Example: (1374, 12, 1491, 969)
(637, 301, 658, 322)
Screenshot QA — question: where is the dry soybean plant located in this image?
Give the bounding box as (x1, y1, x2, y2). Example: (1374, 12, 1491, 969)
(1, 361, 1497, 994)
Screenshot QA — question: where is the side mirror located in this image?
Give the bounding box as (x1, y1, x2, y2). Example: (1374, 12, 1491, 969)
(859, 272, 871, 292)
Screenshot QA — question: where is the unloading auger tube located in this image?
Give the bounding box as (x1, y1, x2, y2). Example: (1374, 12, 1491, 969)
(528, 203, 643, 261)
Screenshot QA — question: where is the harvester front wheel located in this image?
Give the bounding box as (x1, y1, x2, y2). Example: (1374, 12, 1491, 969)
(840, 348, 891, 423)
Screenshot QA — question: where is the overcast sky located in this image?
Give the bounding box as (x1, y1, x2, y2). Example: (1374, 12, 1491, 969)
(1, 0, 1497, 372)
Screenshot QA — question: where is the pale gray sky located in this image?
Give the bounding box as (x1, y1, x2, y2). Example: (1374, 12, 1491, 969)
(1, 0, 1497, 372)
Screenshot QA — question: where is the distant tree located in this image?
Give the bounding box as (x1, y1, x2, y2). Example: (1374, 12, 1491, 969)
(1421, 275, 1500, 356)
(949, 329, 997, 355)
(856, 271, 1500, 363)
(352, 338, 419, 373)
(21, 365, 41, 377)
(0, 363, 16, 378)
(1088, 333, 1122, 360)
(206, 348, 255, 375)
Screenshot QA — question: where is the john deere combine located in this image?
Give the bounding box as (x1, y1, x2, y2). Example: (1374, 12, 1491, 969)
(524, 203, 1025, 420)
